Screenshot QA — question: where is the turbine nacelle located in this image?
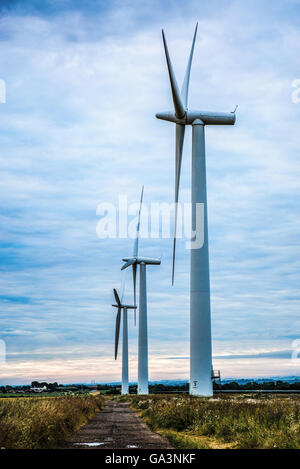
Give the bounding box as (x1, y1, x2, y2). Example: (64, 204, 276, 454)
(122, 256, 161, 267)
(156, 110, 236, 126)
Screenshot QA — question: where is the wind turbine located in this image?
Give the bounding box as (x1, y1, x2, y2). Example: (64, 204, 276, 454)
(121, 187, 161, 394)
(112, 288, 137, 395)
(156, 24, 236, 396)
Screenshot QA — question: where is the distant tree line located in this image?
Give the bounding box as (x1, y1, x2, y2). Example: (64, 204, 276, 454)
(213, 380, 300, 391)
(98, 380, 300, 394)
(1, 380, 299, 395)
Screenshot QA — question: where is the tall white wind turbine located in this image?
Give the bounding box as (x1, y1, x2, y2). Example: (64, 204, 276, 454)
(112, 288, 137, 395)
(121, 188, 161, 395)
(156, 24, 236, 396)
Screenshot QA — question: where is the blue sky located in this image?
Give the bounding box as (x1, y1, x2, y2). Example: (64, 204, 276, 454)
(0, 0, 300, 384)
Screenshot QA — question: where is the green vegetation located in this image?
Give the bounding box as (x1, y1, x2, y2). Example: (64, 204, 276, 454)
(116, 394, 300, 449)
(0, 381, 99, 396)
(1, 379, 298, 396)
(215, 380, 300, 392)
(104, 379, 300, 395)
(0, 395, 104, 449)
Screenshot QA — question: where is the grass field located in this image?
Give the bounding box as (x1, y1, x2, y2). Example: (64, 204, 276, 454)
(0, 394, 104, 449)
(115, 394, 300, 449)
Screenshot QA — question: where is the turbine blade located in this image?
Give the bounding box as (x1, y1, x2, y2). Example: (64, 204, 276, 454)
(132, 262, 137, 307)
(181, 23, 198, 108)
(162, 30, 186, 118)
(113, 288, 121, 306)
(133, 186, 144, 257)
(121, 259, 135, 270)
(172, 124, 185, 285)
(120, 277, 125, 304)
(114, 308, 121, 360)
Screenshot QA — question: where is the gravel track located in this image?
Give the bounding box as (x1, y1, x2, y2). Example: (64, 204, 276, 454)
(60, 400, 173, 449)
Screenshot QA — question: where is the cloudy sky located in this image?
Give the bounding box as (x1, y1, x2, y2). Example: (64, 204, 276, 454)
(0, 0, 299, 384)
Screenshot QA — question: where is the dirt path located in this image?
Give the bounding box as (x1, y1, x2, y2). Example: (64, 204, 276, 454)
(60, 400, 173, 449)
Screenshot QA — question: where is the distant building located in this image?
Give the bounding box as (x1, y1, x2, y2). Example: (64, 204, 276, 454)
(30, 385, 47, 393)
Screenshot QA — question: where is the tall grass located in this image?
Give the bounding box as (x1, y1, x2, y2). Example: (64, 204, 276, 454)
(123, 394, 300, 449)
(0, 395, 104, 449)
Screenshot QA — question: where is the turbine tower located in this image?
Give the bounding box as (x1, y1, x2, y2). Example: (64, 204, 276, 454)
(156, 24, 236, 396)
(121, 187, 161, 395)
(112, 288, 137, 395)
